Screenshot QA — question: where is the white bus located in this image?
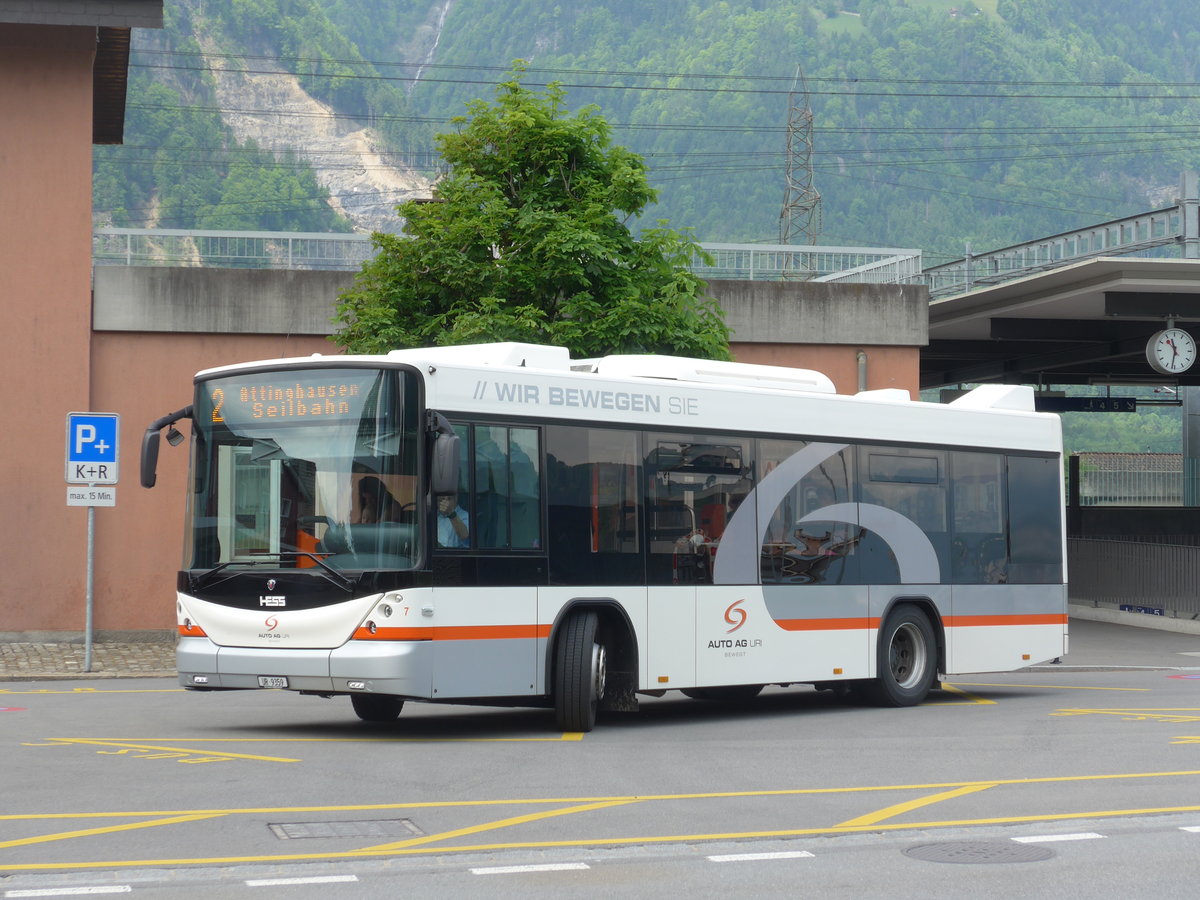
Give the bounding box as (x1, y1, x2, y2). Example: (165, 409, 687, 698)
(141, 342, 1066, 732)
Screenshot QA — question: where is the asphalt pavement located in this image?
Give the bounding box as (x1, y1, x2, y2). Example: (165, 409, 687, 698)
(1, 606, 1199, 681)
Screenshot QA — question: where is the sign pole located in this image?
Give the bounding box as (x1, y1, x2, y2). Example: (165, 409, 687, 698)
(85, 502, 95, 672)
(65, 412, 120, 674)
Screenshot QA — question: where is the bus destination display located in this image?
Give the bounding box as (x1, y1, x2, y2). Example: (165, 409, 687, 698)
(210, 380, 365, 423)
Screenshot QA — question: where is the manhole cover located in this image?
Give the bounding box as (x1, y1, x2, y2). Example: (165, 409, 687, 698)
(268, 819, 423, 840)
(903, 841, 1054, 864)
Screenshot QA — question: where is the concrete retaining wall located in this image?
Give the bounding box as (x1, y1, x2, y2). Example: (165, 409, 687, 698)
(93, 267, 928, 347)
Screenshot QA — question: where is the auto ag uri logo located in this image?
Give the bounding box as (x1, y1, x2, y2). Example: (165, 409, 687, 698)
(724, 599, 748, 633)
(259, 615, 286, 640)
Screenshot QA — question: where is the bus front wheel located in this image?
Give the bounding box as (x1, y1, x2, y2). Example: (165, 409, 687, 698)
(351, 693, 404, 722)
(554, 611, 607, 732)
(865, 605, 936, 707)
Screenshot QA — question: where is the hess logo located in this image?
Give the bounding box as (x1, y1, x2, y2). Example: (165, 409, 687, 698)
(260, 580, 286, 607)
(724, 599, 748, 633)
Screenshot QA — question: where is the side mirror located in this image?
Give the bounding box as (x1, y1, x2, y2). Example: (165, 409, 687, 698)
(432, 430, 460, 495)
(140, 430, 161, 488)
(427, 411, 460, 495)
(140, 405, 193, 489)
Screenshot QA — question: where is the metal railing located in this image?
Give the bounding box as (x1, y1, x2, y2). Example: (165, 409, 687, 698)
(925, 172, 1200, 298)
(93, 228, 923, 282)
(815, 251, 924, 285)
(1073, 458, 1200, 507)
(691, 243, 923, 282)
(1068, 537, 1200, 618)
(93, 228, 375, 271)
(926, 208, 1182, 298)
(1077, 468, 1184, 507)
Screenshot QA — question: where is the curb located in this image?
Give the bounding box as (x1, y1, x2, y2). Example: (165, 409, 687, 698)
(1068, 602, 1200, 636)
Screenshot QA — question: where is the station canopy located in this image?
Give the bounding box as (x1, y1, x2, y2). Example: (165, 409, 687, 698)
(922, 257, 1200, 390)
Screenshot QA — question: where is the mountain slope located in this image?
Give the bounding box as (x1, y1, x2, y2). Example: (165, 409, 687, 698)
(95, 0, 1200, 261)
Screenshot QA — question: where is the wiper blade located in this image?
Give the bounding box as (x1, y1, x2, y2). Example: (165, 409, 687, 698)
(190, 559, 274, 590)
(190, 553, 356, 593)
(250, 550, 357, 592)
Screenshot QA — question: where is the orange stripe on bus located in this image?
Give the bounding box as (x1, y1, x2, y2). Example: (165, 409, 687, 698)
(352, 627, 433, 641)
(771, 613, 1066, 632)
(772, 617, 881, 631)
(352, 624, 553, 642)
(945, 613, 1068, 627)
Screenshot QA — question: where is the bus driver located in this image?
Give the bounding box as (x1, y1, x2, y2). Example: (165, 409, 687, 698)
(437, 495, 469, 547)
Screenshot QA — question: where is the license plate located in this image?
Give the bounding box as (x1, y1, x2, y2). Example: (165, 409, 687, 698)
(258, 676, 288, 689)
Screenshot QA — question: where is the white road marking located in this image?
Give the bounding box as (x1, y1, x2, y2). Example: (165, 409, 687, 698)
(707, 851, 816, 862)
(470, 863, 590, 875)
(244, 875, 359, 886)
(1180, 826, 1200, 833)
(5, 889, 131, 898)
(1012, 832, 1105, 843)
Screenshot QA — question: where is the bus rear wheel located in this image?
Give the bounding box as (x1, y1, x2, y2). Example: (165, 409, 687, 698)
(351, 693, 404, 722)
(864, 605, 936, 707)
(554, 611, 607, 732)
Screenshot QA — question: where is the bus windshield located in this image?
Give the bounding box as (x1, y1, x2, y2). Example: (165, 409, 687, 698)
(186, 367, 422, 572)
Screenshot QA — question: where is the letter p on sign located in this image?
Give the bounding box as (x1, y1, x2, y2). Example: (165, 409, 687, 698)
(66, 412, 120, 484)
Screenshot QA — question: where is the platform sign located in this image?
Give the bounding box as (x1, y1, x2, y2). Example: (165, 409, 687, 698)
(66, 412, 120, 485)
(1035, 397, 1137, 413)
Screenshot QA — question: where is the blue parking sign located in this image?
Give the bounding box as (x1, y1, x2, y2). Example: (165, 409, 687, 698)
(66, 412, 120, 484)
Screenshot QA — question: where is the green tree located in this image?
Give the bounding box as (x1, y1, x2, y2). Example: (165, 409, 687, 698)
(333, 66, 731, 360)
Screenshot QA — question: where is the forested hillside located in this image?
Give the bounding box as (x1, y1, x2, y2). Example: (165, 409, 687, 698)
(95, 0, 1200, 265)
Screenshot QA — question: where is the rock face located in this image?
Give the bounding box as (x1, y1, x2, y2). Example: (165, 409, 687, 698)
(200, 38, 434, 234)
(179, 0, 456, 236)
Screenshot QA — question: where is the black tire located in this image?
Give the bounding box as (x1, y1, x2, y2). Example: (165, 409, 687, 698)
(554, 611, 607, 732)
(864, 605, 937, 707)
(680, 684, 764, 702)
(350, 693, 404, 722)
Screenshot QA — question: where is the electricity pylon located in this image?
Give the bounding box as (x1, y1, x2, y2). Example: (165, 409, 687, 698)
(779, 66, 821, 277)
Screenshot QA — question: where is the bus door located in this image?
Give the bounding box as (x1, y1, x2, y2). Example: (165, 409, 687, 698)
(430, 423, 542, 699)
(646, 436, 751, 688)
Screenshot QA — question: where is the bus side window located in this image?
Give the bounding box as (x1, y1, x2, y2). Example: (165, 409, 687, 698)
(461, 424, 542, 551)
(646, 436, 749, 585)
(474, 426, 509, 549)
(757, 442, 857, 586)
(508, 428, 541, 549)
(1006, 455, 1063, 584)
(951, 452, 1006, 584)
(545, 425, 640, 586)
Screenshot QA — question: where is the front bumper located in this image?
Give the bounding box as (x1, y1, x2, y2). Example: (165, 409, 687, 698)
(177, 635, 433, 697)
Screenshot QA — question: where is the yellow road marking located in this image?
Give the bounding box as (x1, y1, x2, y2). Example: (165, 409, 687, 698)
(0, 814, 224, 850)
(0, 688, 183, 694)
(27, 735, 583, 750)
(7, 767, 1200, 823)
(834, 783, 995, 827)
(1052, 708, 1200, 723)
(7, 799, 1200, 872)
(5, 769, 1200, 871)
(949, 682, 1150, 692)
(129, 734, 586, 744)
(31, 738, 300, 763)
(357, 799, 641, 852)
(934, 684, 995, 705)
